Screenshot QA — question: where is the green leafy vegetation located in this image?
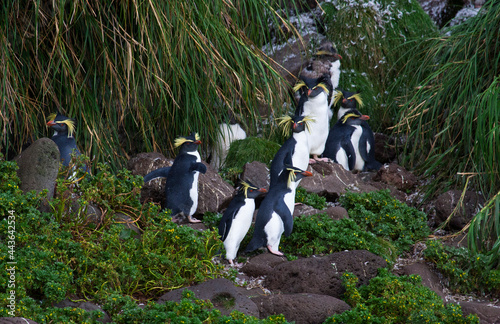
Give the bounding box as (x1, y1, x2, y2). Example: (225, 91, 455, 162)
(282, 189, 429, 262)
(295, 187, 327, 210)
(224, 137, 280, 169)
(325, 269, 479, 323)
(423, 240, 500, 295)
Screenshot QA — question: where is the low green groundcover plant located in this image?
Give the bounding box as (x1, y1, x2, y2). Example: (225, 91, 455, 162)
(325, 269, 479, 323)
(424, 240, 500, 295)
(339, 189, 431, 254)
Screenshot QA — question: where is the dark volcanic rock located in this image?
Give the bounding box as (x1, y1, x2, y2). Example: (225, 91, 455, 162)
(14, 138, 60, 199)
(54, 299, 111, 323)
(253, 293, 350, 324)
(400, 262, 446, 299)
(299, 161, 380, 201)
(157, 278, 259, 317)
(128, 152, 173, 206)
(374, 163, 417, 191)
(457, 301, 500, 324)
(0, 319, 39, 324)
(196, 162, 234, 215)
(434, 189, 485, 230)
(240, 161, 270, 190)
(241, 253, 288, 277)
(263, 250, 387, 298)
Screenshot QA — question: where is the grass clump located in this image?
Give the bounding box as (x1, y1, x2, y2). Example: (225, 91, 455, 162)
(295, 187, 327, 210)
(325, 269, 479, 323)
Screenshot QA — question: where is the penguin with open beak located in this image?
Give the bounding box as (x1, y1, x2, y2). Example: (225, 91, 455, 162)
(218, 180, 267, 266)
(144, 132, 207, 223)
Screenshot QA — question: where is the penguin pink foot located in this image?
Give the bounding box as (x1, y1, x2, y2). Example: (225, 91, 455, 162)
(187, 215, 201, 223)
(228, 259, 244, 268)
(267, 245, 284, 256)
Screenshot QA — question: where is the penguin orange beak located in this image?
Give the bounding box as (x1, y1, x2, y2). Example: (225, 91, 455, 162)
(302, 171, 313, 177)
(307, 89, 312, 96)
(194, 140, 202, 145)
(47, 120, 56, 126)
(293, 123, 297, 130)
(360, 115, 370, 121)
(258, 188, 267, 193)
(342, 98, 347, 104)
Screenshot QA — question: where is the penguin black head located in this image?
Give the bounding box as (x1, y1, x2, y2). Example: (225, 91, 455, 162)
(293, 74, 332, 99)
(341, 109, 370, 125)
(314, 41, 342, 63)
(237, 180, 267, 199)
(284, 165, 313, 188)
(278, 114, 314, 137)
(174, 132, 202, 152)
(334, 90, 363, 109)
(46, 113, 76, 137)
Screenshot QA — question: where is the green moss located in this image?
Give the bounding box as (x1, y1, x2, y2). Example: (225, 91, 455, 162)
(224, 137, 280, 169)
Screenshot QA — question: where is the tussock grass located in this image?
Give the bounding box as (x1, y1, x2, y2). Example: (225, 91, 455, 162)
(390, 1, 500, 199)
(0, 0, 297, 169)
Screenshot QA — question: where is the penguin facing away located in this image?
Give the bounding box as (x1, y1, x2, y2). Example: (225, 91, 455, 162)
(323, 109, 381, 172)
(245, 161, 312, 256)
(293, 75, 333, 163)
(218, 180, 267, 266)
(209, 113, 247, 171)
(46, 113, 81, 167)
(269, 109, 313, 189)
(144, 132, 207, 223)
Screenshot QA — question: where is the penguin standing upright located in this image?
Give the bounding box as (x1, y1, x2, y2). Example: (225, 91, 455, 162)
(333, 91, 382, 171)
(46, 113, 81, 166)
(300, 41, 342, 118)
(269, 106, 313, 189)
(218, 180, 267, 266)
(323, 109, 378, 172)
(144, 132, 207, 223)
(210, 112, 247, 171)
(245, 160, 312, 256)
(293, 74, 333, 163)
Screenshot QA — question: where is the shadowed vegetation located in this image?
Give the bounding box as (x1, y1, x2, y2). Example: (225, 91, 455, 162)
(390, 1, 500, 200)
(0, 0, 301, 170)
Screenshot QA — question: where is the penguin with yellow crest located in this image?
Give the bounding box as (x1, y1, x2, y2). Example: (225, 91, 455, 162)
(144, 132, 207, 223)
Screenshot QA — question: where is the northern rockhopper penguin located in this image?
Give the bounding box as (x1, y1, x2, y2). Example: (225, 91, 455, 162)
(46, 113, 82, 167)
(143, 132, 207, 223)
(269, 108, 313, 189)
(245, 159, 312, 256)
(293, 74, 333, 164)
(218, 180, 267, 266)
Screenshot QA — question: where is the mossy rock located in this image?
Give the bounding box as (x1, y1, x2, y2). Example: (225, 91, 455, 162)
(224, 137, 280, 169)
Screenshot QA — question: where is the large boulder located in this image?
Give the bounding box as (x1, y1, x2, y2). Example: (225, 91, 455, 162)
(373, 163, 417, 191)
(252, 293, 350, 324)
(243, 250, 386, 299)
(157, 278, 259, 318)
(196, 162, 234, 215)
(14, 138, 60, 199)
(433, 189, 485, 230)
(299, 161, 380, 201)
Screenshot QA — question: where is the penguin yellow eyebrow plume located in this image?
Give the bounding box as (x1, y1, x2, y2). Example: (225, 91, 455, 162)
(278, 116, 293, 137)
(287, 168, 297, 188)
(347, 93, 363, 107)
(313, 83, 330, 95)
(47, 113, 76, 137)
(333, 90, 343, 107)
(240, 180, 257, 198)
(174, 133, 200, 148)
(342, 113, 361, 124)
(293, 80, 306, 93)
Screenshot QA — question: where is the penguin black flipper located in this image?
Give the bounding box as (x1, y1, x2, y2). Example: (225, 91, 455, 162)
(190, 162, 207, 174)
(218, 200, 244, 241)
(144, 167, 171, 182)
(275, 199, 293, 236)
(344, 141, 356, 171)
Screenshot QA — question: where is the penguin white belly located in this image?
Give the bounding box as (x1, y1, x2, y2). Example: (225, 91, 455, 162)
(264, 211, 285, 253)
(330, 61, 341, 90)
(351, 125, 365, 171)
(337, 107, 349, 120)
(223, 200, 255, 260)
(211, 123, 247, 170)
(188, 151, 202, 216)
(283, 190, 296, 215)
(335, 148, 350, 171)
(291, 133, 310, 171)
(303, 94, 330, 155)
